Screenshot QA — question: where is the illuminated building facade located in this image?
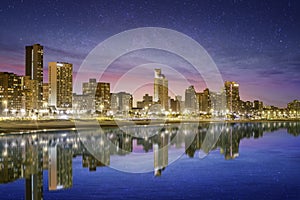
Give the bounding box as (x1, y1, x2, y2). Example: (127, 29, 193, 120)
(0, 72, 23, 111)
(197, 88, 211, 113)
(153, 131, 169, 176)
(48, 62, 73, 109)
(254, 100, 264, 111)
(111, 92, 133, 113)
(82, 78, 97, 95)
(154, 69, 168, 110)
(137, 94, 153, 109)
(224, 81, 240, 113)
(42, 83, 49, 107)
(185, 85, 197, 113)
(95, 82, 110, 112)
(170, 98, 180, 113)
(23, 76, 39, 111)
(48, 145, 72, 190)
(25, 44, 44, 109)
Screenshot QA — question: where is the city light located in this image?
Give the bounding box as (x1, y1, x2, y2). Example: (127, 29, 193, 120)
(0, 48, 299, 121)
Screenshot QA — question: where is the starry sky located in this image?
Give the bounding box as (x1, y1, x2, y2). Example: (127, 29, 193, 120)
(0, 0, 299, 107)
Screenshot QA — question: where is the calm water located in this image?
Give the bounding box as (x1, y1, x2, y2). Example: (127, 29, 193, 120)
(0, 122, 300, 199)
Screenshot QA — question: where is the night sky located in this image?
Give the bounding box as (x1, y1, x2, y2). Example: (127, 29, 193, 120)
(0, 0, 300, 107)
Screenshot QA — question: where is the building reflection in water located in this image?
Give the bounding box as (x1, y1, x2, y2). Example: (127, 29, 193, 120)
(48, 144, 72, 190)
(153, 129, 169, 176)
(24, 140, 43, 200)
(0, 121, 300, 198)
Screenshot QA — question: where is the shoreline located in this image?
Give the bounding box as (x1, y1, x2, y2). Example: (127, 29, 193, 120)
(0, 118, 299, 134)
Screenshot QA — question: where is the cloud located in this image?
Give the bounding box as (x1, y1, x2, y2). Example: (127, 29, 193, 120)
(45, 45, 86, 60)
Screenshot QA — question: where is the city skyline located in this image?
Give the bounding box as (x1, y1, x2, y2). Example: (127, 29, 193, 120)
(1, 2, 300, 199)
(0, 62, 299, 113)
(0, 1, 299, 107)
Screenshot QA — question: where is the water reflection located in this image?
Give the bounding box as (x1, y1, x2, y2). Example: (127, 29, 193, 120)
(0, 121, 300, 199)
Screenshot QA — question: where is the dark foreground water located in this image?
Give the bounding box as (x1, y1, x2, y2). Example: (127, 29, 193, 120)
(0, 122, 300, 199)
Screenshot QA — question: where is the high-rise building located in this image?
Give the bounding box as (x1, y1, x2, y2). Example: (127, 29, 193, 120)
(240, 100, 253, 113)
(136, 94, 153, 109)
(185, 86, 198, 113)
(73, 93, 95, 111)
(210, 91, 226, 114)
(154, 69, 168, 110)
(82, 78, 97, 96)
(224, 81, 240, 113)
(175, 95, 184, 113)
(82, 79, 110, 111)
(42, 83, 49, 107)
(142, 94, 153, 108)
(48, 62, 73, 109)
(170, 98, 180, 113)
(95, 82, 110, 112)
(111, 92, 133, 113)
(81, 79, 98, 111)
(197, 88, 211, 113)
(254, 100, 264, 111)
(0, 72, 24, 112)
(287, 100, 300, 111)
(25, 44, 43, 109)
(22, 76, 39, 111)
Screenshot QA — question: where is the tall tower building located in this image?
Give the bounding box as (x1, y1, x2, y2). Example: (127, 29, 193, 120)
(25, 44, 44, 108)
(224, 81, 240, 113)
(185, 85, 197, 112)
(197, 88, 211, 113)
(48, 62, 73, 109)
(0, 72, 24, 111)
(154, 69, 168, 110)
(82, 78, 97, 95)
(22, 76, 39, 111)
(42, 83, 49, 107)
(136, 94, 153, 109)
(95, 82, 111, 112)
(111, 92, 133, 113)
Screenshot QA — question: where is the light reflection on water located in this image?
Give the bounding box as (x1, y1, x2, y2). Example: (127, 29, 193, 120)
(0, 121, 300, 199)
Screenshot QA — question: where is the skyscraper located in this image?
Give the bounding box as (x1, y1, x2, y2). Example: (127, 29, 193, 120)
(0, 72, 23, 111)
(42, 83, 49, 107)
(48, 62, 73, 109)
(111, 92, 133, 113)
(197, 88, 211, 113)
(254, 100, 264, 111)
(154, 69, 168, 110)
(25, 44, 43, 108)
(224, 81, 240, 113)
(23, 76, 39, 111)
(170, 98, 180, 113)
(185, 85, 197, 113)
(95, 82, 110, 112)
(136, 94, 153, 109)
(82, 78, 97, 96)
